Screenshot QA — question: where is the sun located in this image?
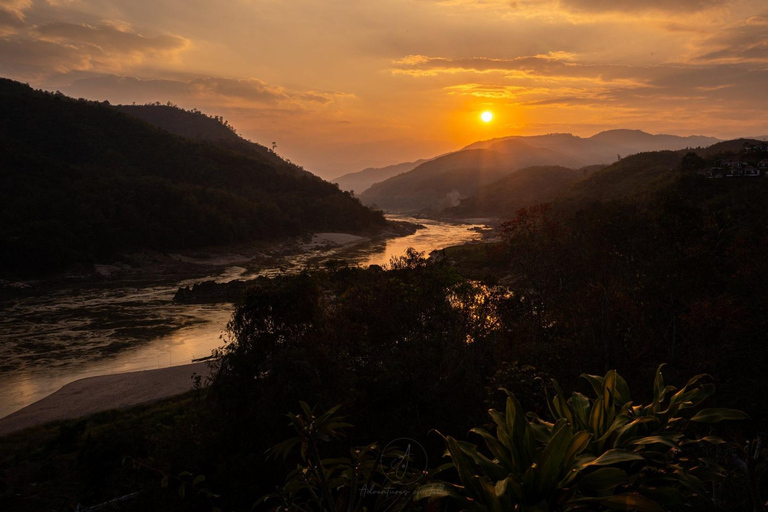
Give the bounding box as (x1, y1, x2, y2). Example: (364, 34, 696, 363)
(481, 111, 493, 123)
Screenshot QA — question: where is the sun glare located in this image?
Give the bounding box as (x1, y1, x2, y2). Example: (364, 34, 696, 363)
(481, 111, 493, 123)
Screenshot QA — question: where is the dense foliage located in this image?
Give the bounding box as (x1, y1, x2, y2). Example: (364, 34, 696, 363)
(485, 175, 768, 416)
(419, 368, 748, 511)
(0, 250, 763, 510)
(0, 79, 385, 275)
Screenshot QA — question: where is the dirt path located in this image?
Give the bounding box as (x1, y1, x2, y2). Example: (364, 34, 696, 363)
(0, 362, 211, 437)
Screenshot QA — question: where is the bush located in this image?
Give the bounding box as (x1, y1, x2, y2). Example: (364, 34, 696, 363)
(418, 367, 749, 511)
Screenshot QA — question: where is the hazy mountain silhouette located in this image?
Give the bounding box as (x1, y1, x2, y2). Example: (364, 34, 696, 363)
(360, 139, 567, 213)
(466, 130, 719, 164)
(361, 130, 720, 213)
(332, 159, 427, 195)
(445, 165, 605, 219)
(0, 79, 385, 274)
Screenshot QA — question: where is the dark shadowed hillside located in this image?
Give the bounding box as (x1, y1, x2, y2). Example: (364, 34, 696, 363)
(0, 79, 385, 275)
(558, 138, 766, 209)
(114, 104, 298, 172)
(445, 165, 599, 219)
(558, 151, 686, 207)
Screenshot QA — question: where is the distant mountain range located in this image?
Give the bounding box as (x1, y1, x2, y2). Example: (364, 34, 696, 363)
(446, 138, 766, 219)
(360, 130, 721, 213)
(332, 159, 427, 194)
(0, 79, 385, 275)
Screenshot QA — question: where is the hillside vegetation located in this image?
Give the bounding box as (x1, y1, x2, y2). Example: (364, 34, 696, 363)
(0, 79, 385, 275)
(445, 165, 601, 218)
(114, 104, 295, 171)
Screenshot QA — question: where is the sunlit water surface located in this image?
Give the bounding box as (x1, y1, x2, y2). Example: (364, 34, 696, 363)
(0, 216, 487, 417)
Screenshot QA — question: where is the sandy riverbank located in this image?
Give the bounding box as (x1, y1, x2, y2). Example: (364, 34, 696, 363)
(0, 362, 211, 437)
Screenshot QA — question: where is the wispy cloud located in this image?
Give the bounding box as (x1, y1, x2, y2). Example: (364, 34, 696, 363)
(59, 74, 353, 111)
(0, 18, 189, 79)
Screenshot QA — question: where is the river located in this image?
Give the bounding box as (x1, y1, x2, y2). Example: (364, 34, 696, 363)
(0, 216, 488, 418)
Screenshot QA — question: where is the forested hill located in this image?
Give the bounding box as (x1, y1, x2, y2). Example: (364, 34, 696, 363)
(114, 104, 295, 172)
(0, 79, 385, 275)
(444, 165, 600, 219)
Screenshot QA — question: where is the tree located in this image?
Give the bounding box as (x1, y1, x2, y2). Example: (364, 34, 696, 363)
(681, 151, 706, 172)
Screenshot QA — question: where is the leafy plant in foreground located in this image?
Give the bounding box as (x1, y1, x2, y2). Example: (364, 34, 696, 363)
(258, 402, 424, 512)
(417, 367, 749, 511)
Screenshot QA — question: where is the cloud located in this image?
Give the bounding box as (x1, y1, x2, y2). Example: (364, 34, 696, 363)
(0, 0, 29, 32)
(390, 54, 653, 87)
(694, 14, 768, 63)
(557, 0, 727, 13)
(391, 46, 768, 128)
(0, 0, 31, 19)
(56, 74, 351, 111)
(35, 21, 189, 55)
(186, 77, 290, 103)
(444, 83, 530, 99)
(0, 10, 190, 79)
(0, 37, 93, 74)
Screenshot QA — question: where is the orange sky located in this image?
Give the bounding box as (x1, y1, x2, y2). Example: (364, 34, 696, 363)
(1, 0, 766, 178)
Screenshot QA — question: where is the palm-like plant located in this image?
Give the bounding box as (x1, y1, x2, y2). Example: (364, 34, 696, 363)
(417, 366, 748, 511)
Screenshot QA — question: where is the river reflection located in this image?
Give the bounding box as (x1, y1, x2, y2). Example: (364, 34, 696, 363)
(0, 216, 488, 417)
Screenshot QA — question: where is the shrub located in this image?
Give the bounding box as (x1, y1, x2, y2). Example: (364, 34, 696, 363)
(417, 366, 748, 511)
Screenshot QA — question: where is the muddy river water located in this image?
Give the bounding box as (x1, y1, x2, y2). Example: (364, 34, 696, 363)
(0, 216, 489, 417)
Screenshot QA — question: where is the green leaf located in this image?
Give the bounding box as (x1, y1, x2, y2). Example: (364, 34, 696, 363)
(578, 449, 644, 469)
(568, 392, 591, 429)
(564, 431, 591, 466)
(631, 434, 682, 448)
(470, 427, 514, 469)
(600, 493, 665, 512)
(690, 408, 750, 423)
(536, 420, 572, 493)
(578, 467, 628, 492)
(580, 373, 604, 397)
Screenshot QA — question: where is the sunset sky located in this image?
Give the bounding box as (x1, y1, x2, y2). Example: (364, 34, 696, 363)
(1, 0, 766, 178)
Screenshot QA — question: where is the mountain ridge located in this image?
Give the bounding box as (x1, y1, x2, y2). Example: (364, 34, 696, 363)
(361, 129, 720, 213)
(0, 78, 385, 275)
(332, 159, 427, 194)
